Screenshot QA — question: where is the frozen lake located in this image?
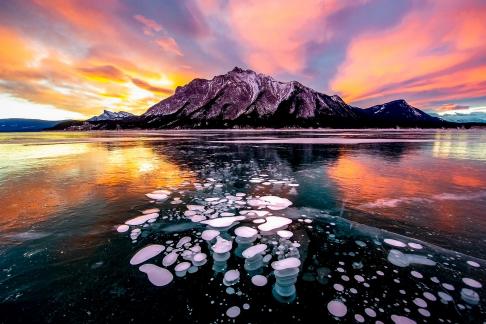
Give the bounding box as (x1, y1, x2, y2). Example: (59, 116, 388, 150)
(0, 129, 485, 323)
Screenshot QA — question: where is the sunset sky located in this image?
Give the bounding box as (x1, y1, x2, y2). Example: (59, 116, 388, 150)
(1, 0, 485, 120)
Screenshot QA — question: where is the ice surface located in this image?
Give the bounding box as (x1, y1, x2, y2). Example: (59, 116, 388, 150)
(130, 244, 165, 265)
(139, 264, 173, 287)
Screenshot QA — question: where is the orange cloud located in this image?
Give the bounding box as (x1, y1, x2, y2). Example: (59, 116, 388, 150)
(131, 78, 173, 95)
(78, 65, 127, 83)
(437, 104, 470, 112)
(331, 1, 486, 108)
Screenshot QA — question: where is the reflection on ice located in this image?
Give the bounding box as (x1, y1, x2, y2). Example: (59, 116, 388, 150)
(113, 156, 486, 323)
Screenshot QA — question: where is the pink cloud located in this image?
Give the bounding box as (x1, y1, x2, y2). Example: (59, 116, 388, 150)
(134, 14, 163, 33)
(155, 37, 183, 56)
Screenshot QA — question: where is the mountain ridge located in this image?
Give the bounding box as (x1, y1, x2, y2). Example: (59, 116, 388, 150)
(51, 67, 460, 130)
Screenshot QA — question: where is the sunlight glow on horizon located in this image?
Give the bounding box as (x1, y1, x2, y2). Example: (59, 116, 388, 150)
(0, 0, 485, 120)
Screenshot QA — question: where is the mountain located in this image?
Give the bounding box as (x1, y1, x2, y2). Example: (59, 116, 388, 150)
(143, 67, 363, 128)
(361, 100, 445, 127)
(54, 67, 456, 130)
(88, 110, 135, 122)
(0, 118, 70, 132)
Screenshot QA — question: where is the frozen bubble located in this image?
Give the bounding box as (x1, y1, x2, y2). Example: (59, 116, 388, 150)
(260, 196, 293, 210)
(139, 264, 173, 287)
(467, 260, 480, 268)
(243, 303, 250, 310)
(212, 236, 233, 254)
(226, 306, 240, 318)
(387, 249, 435, 267)
(234, 226, 258, 238)
(193, 253, 207, 263)
(258, 216, 292, 232)
(176, 236, 192, 248)
(241, 210, 270, 217)
(413, 298, 427, 308)
(184, 210, 197, 217)
(410, 271, 423, 279)
(242, 244, 267, 258)
(391, 315, 417, 324)
(384, 239, 407, 248)
(187, 205, 205, 211)
(162, 251, 178, 267)
(437, 291, 453, 302)
(142, 208, 160, 214)
(226, 287, 235, 294)
(125, 213, 159, 225)
(189, 215, 206, 223)
(376, 270, 384, 276)
(116, 225, 129, 233)
(418, 308, 430, 317)
(251, 275, 268, 287)
(355, 314, 365, 322)
(145, 193, 168, 200)
(327, 300, 347, 317)
(201, 229, 220, 241)
(271, 257, 301, 270)
(263, 254, 272, 263)
(201, 216, 245, 228)
(277, 230, 293, 239)
(174, 261, 191, 272)
(130, 244, 165, 265)
(354, 275, 365, 283)
(220, 212, 235, 217)
(355, 240, 366, 247)
(462, 277, 482, 288)
(152, 189, 171, 195)
(442, 283, 454, 291)
(188, 266, 198, 273)
(253, 219, 266, 224)
(407, 242, 423, 249)
(333, 283, 344, 291)
(205, 197, 219, 202)
(423, 292, 436, 301)
(365, 308, 376, 317)
(224, 270, 240, 286)
(460, 288, 480, 305)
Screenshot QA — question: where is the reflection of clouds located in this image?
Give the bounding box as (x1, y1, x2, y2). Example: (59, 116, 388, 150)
(0, 142, 193, 234)
(432, 132, 486, 161)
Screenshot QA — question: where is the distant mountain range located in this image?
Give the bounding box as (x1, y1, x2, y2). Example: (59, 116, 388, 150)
(45, 67, 483, 130)
(87, 110, 135, 122)
(0, 118, 68, 132)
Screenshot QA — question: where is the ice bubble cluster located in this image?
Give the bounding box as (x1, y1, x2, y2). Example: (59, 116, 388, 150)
(272, 257, 301, 301)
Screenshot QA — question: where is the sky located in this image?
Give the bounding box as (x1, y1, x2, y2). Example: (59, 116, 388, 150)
(0, 0, 485, 121)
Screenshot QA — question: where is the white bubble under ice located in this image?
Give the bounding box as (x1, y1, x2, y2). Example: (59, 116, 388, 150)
(201, 229, 220, 241)
(116, 225, 129, 233)
(258, 216, 292, 232)
(130, 244, 165, 265)
(139, 264, 173, 287)
(384, 239, 407, 248)
(226, 306, 240, 318)
(251, 275, 268, 286)
(327, 300, 347, 317)
(462, 277, 482, 288)
(242, 244, 267, 258)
